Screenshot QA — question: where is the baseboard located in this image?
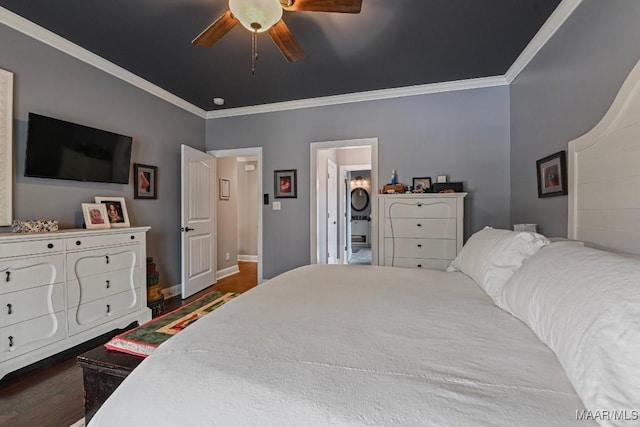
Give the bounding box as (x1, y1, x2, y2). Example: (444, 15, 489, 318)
(163, 264, 241, 299)
(163, 284, 181, 300)
(217, 264, 240, 280)
(238, 254, 258, 262)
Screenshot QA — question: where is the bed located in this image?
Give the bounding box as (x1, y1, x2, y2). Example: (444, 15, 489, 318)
(89, 59, 640, 426)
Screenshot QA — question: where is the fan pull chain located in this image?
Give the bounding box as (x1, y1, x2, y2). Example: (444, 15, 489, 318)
(251, 29, 258, 76)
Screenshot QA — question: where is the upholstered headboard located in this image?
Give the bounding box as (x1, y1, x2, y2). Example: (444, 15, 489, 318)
(568, 59, 640, 255)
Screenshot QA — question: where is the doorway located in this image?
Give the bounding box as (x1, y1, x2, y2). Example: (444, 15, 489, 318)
(347, 169, 372, 265)
(208, 148, 264, 285)
(310, 138, 378, 265)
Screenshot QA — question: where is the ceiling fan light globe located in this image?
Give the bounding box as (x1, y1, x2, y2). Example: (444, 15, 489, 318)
(229, 0, 283, 33)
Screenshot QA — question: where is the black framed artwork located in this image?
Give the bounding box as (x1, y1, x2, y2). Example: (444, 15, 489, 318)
(134, 163, 157, 199)
(274, 169, 297, 198)
(536, 151, 568, 198)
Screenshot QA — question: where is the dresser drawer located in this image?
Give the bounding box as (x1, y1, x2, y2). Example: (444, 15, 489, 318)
(383, 198, 457, 219)
(384, 238, 457, 260)
(65, 232, 142, 251)
(0, 238, 63, 258)
(0, 255, 64, 294)
(384, 257, 451, 271)
(384, 218, 457, 239)
(0, 311, 66, 361)
(68, 288, 141, 336)
(67, 246, 140, 281)
(0, 283, 65, 327)
(68, 268, 141, 308)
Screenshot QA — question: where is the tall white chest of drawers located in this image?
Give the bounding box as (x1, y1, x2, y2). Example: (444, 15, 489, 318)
(0, 227, 151, 379)
(378, 193, 466, 270)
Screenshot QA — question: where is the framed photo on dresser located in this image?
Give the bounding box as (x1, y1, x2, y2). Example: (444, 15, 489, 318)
(412, 177, 432, 193)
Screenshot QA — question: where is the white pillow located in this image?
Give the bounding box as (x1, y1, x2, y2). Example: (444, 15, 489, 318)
(447, 227, 549, 301)
(498, 243, 640, 424)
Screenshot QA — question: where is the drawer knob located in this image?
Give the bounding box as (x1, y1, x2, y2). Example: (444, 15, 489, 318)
(417, 244, 423, 248)
(105, 255, 110, 264)
(417, 203, 423, 207)
(130, 235, 135, 240)
(417, 264, 423, 268)
(7, 303, 12, 315)
(106, 280, 111, 289)
(47, 243, 54, 249)
(106, 304, 111, 314)
(76, 240, 82, 246)
(5, 271, 10, 282)
(8, 336, 14, 347)
(416, 223, 422, 227)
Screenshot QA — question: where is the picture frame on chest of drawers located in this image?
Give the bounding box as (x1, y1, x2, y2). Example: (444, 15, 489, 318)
(377, 193, 467, 271)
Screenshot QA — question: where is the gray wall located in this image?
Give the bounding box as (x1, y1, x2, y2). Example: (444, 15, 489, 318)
(206, 86, 511, 278)
(0, 23, 205, 289)
(216, 157, 238, 270)
(510, 0, 640, 237)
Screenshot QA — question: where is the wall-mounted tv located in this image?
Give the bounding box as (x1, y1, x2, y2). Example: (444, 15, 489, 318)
(25, 113, 133, 184)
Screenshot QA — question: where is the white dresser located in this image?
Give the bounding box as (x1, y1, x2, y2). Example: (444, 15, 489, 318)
(0, 227, 151, 379)
(378, 193, 466, 270)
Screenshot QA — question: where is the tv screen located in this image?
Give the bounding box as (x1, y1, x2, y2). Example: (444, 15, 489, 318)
(25, 113, 133, 184)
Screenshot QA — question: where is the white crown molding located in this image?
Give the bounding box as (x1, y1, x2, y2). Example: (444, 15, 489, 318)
(0, 7, 207, 118)
(504, 0, 583, 83)
(206, 76, 509, 119)
(2, 0, 583, 121)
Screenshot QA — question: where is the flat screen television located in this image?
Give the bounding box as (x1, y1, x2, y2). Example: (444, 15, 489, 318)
(25, 113, 133, 184)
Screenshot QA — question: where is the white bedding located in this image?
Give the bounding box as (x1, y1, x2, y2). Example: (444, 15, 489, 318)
(89, 265, 591, 426)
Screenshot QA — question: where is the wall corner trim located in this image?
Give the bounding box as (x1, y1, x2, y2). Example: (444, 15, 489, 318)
(505, 0, 583, 83)
(205, 76, 509, 119)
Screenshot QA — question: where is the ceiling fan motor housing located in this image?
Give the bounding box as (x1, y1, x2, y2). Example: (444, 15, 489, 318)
(229, 0, 283, 33)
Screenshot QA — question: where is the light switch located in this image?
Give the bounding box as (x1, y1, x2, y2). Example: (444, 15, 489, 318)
(272, 201, 281, 211)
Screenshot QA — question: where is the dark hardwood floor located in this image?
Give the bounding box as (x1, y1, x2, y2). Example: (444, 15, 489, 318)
(0, 262, 257, 427)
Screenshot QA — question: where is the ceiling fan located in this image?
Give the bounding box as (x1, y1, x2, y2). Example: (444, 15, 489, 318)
(192, 0, 363, 65)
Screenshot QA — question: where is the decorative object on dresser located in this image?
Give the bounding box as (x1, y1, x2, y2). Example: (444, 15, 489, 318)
(536, 150, 567, 198)
(95, 197, 130, 227)
(412, 177, 432, 193)
(10, 219, 59, 233)
(432, 182, 464, 193)
(0, 68, 13, 226)
(219, 178, 230, 200)
(378, 193, 466, 270)
(133, 164, 157, 199)
(274, 169, 297, 198)
(82, 203, 111, 230)
(0, 227, 151, 380)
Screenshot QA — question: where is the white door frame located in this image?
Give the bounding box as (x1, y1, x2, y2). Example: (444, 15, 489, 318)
(208, 147, 264, 284)
(327, 159, 338, 264)
(339, 163, 371, 264)
(310, 138, 378, 265)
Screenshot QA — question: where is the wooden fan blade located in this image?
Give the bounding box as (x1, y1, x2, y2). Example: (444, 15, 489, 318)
(282, 0, 362, 13)
(192, 10, 238, 47)
(268, 20, 306, 63)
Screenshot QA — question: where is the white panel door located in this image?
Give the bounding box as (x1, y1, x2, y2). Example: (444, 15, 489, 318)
(181, 145, 216, 299)
(327, 160, 338, 264)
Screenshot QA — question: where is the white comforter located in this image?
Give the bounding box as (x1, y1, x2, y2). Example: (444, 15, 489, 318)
(89, 265, 591, 426)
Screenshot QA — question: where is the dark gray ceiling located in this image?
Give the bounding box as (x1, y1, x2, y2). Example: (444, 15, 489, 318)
(0, 0, 561, 110)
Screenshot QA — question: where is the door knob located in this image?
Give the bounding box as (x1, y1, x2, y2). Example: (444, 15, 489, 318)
(181, 227, 195, 232)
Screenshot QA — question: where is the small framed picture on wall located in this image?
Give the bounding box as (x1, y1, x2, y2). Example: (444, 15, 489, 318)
(134, 163, 157, 199)
(274, 169, 297, 199)
(536, 151, 568, 198)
